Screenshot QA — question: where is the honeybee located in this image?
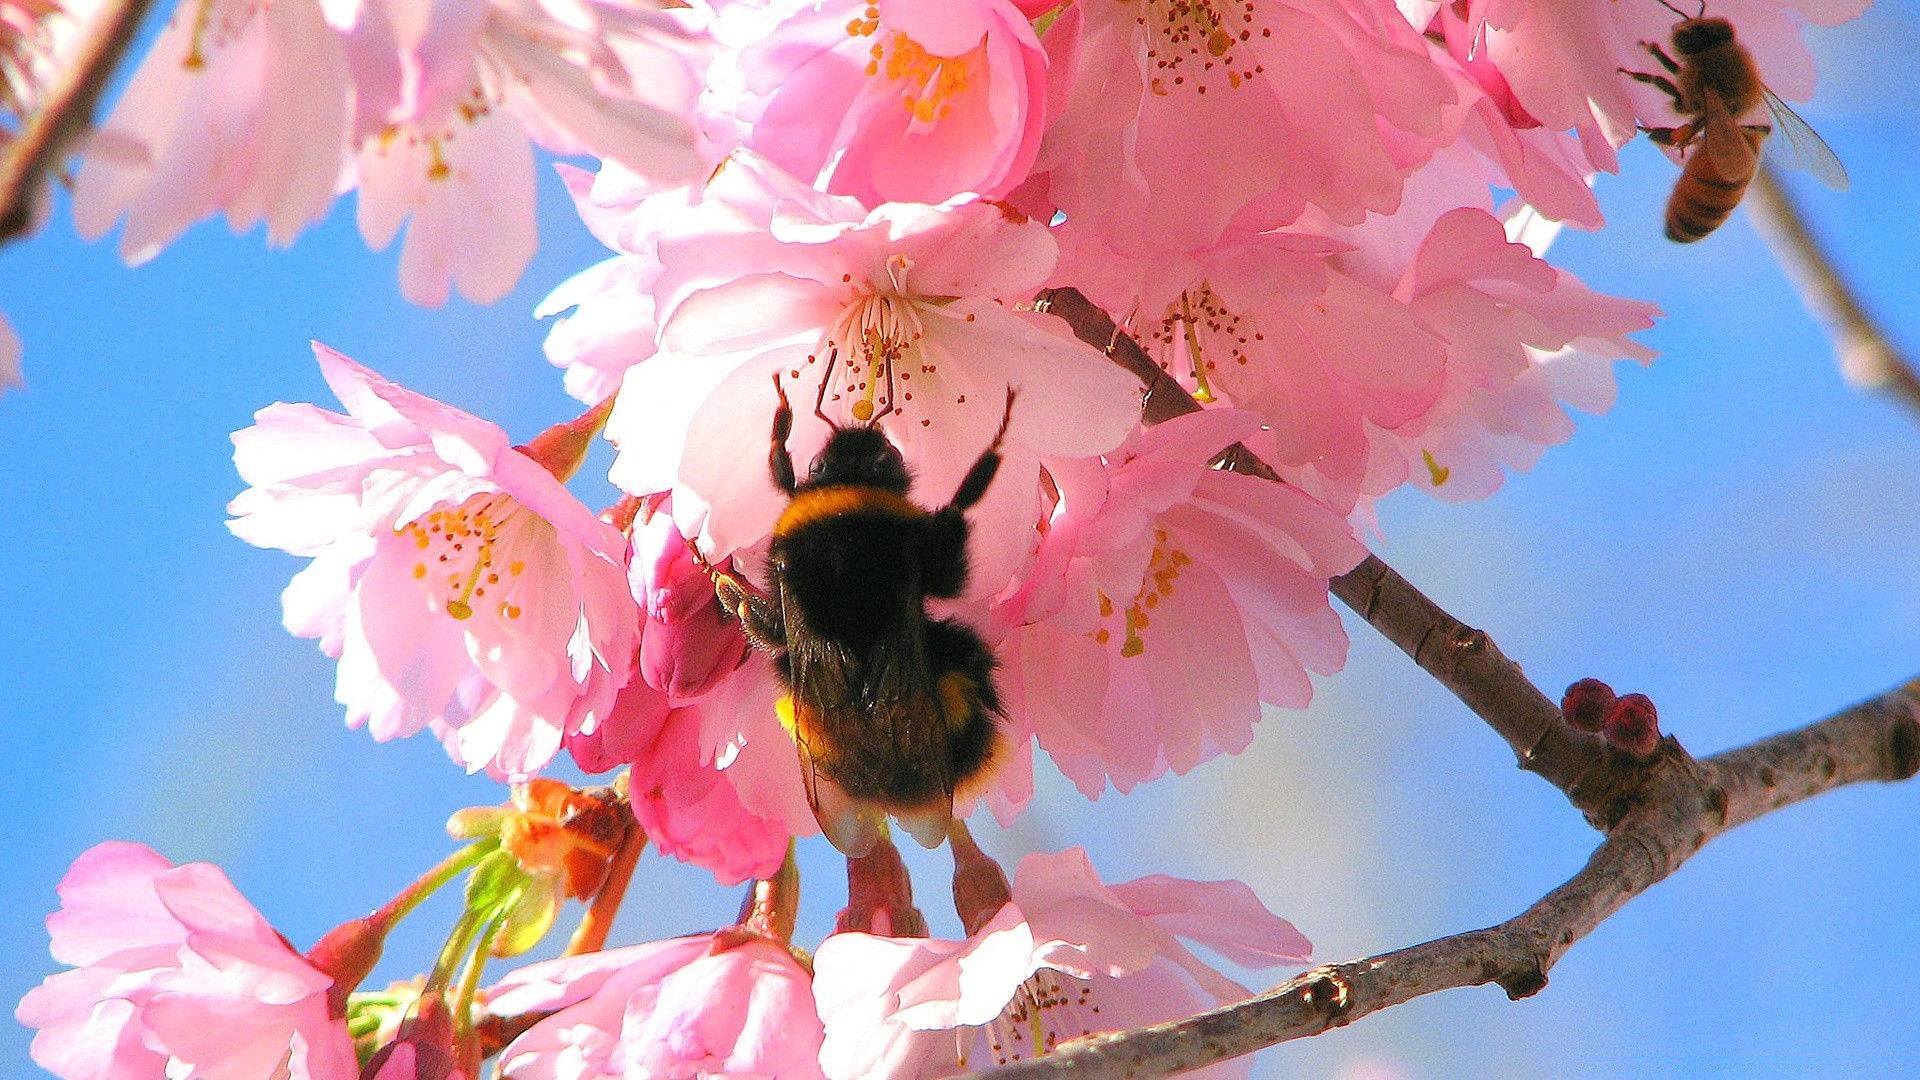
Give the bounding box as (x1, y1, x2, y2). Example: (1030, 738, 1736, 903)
(1624, 4, 1847, 243)
(700, 366, 1010, 857)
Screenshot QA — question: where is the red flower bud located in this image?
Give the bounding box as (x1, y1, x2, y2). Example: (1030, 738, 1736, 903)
(1604, 693, 1660, 759)
(306, 916, 385, 1018)
(1561, 678, 1617, 733)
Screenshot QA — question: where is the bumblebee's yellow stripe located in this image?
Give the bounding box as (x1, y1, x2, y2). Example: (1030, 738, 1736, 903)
(936, 672, 980, 732)
(775, 485, 923, 537)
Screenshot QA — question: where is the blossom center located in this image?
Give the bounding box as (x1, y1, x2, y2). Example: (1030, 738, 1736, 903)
(846, 6, 980, 125)
(975, 969, 1106, 1066)
(818, 261, 941, 423)
(1140, 0, 1267, 96)
(1150, 285, 1258, 405)
(1093, 529, 1190, 658)
(399, 493, 535, 622)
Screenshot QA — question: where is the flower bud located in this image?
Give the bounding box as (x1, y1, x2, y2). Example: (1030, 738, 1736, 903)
(1604, 693, 1661, 759)
(1561, 677, 1618, 733)
(307, 916, 385, 1018)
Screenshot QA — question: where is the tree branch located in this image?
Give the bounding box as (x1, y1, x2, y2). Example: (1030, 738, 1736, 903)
(0, 0, 151, 245)
(1746, 163, 1920, 422)
(1035, 287, 1628, 822)
(975, 676, 1920, 1078)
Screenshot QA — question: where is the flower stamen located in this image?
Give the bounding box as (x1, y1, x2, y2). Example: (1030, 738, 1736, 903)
(401, 493, 531, 622)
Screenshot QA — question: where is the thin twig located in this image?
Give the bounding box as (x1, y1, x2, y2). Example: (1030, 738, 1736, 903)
(974, 677, 1920, 1078)
(1036, 287, 1627, 822)
(0, 0, 151, 244)
(1747, 163, 1920, 421)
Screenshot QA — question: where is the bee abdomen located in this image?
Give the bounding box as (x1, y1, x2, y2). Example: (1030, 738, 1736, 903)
(1665, 167, 1750, 243)
(927, 619, 1003, 795)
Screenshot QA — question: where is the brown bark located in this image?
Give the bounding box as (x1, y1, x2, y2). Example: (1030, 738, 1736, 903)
(0, 0, 152, 244)
(975, 677, 1920, 1078)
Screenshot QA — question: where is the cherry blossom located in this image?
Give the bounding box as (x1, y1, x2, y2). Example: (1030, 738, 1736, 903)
(722, 0, 1050, 206)
(346, 0, 709, 304)
(992, 409, 1366, 799)
(16, 842, 357, 1080)
(813, 847, 1311, 1076)
(1055, 221, 1447, 510)
(538, 163, 666, 404)
(1370, 207, 1659, 500)
(1034, 0, 1453, 254)
(486, 930, 825, 1080)
(569, 665, 801, 885)
(629, 495, 749, 702)
(70, 0, 352, 264)
(604, 153, 1142, 590)
(227, 343, 636, 780)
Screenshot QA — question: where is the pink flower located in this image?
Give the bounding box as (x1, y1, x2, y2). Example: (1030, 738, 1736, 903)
(605, 154, 1142, 592)
(724, 0, 1050, 205)
(569, 666, 799, 885)
(1055, 221, 1446, 510)
(227, 343, 637, 780)
(991, 410, 1365, 799)
(813, 847, 1311, 1077)
(346, 0, 708, 304)
(1374, 208, 1658, 500)
(486, 930, 826, 1080)
(1035, 0, 1452, 254)
(1417, 19, 1602, 230)
(538, 163, 668, 405)
(16, 842, 357, 1080)
(630, 496, 750, 701)
(71, 0, 352, 263)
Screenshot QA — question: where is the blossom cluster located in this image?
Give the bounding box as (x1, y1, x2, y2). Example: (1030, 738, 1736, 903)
(15, 0, 1861, 1071)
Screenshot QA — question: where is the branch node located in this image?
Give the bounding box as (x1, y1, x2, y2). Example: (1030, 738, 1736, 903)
(1703, 783, 1729, 826)
(1493, 950, 1549, 1000)
(1300, 967, 1354, 1021)
(1453, 627, 1488, 657)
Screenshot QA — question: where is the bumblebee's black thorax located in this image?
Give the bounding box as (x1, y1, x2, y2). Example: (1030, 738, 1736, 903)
(771, 483, 929, 647)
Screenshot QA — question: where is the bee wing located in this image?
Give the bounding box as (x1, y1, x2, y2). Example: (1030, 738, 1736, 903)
(1701, 90, 1759, 180)
(1761, 88, 1849, 191)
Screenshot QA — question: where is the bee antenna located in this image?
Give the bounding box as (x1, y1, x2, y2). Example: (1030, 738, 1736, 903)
(1652, 0, 1690, 18)
(813, 345, 838, 426)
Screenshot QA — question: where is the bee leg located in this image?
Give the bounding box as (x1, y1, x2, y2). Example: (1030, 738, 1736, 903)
(770, 372, 797, 495)
(919, 390, 1017, 599)
(1639, 39, 1682, 76)
(1621, 67, 1684, 107)
(689, 542, 789, 652)
(944, 388, 1018, 515)
(1643, 123, 1698, 150)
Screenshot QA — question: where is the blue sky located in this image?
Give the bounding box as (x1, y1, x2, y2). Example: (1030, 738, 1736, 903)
(3, 4, 1919, 1076)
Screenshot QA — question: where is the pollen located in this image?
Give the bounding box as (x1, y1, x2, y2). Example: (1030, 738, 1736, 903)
(1152, 285, 1252, 404)
(874, 31, 979, 125)
(978, 969, 1105, 1066)
(1092, 530, 1189, 659)
(395, 492, 537, 624)
(180, 0, 216, 70)
(1139, 0, 1266, 92)
(1422, 449, 1452, 487)
(823, 260, 932, 423)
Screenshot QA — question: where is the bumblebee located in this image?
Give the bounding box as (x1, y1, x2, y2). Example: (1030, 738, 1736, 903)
(702, 371, 1011, 857)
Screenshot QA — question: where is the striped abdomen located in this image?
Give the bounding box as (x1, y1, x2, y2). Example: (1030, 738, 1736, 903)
(1665, 127, 1766, 243)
